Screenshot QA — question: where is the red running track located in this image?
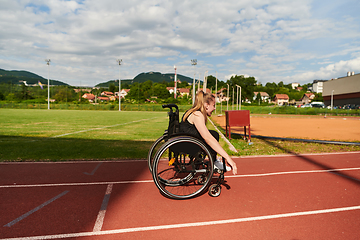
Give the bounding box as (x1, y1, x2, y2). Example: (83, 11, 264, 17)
(0, 152, 360, 239)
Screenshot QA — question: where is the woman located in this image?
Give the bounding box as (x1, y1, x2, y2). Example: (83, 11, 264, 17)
(180, 91, 237, 175)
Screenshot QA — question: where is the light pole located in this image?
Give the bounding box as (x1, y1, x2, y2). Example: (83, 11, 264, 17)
(191, 59, 197, 104)
(215, 72, 218, 114)
(174, 65, 177, 99)
(331, 90, 334, 110)
(116, 59, 122, 111)
(45, 59, 51, 110)
(203, 70, 208, 92)
(227, 83, 229, 111)
(236, 84, 241, 110)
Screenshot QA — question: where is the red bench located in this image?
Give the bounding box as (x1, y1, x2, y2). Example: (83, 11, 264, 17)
(225, 110, 251, 141)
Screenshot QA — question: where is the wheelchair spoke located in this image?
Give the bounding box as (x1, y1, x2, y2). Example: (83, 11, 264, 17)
(152, 136, 214, 199)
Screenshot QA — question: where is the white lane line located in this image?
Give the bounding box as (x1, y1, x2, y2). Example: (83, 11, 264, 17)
(3, 191, 69, 227)
(93, 184, 113, 232)
(0, 180, 153, 188)
(2, 205, 360, 239)
(84, 163, 102, 175)
(51, 117, 160, 138)
(1, 167, 359, 189)
(226, 167, 360, 179)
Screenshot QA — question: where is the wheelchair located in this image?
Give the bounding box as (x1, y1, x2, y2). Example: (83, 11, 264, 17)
(148, 104, 228, 199)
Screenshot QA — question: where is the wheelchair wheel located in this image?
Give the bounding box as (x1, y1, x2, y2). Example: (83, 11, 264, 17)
(147, 135, 166, 172)
(152, 136, 214, 199)
(208, 184, 221, 197)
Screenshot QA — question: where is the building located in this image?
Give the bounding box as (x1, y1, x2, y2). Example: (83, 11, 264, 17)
(300, 93, 315, 104)
(323, 72, 360, 106)
(178, 88, 190, 96)
(116, 89, 130, 99)
(312, 80, 327, 93)
(253, 92, 270, 103)
(109, 96, 119, 101)
(101, 91, 114, 97)
(97, 96, 109, 102)
(166, 87, 190, 97)
(274, 94, 289, 106)
(291, 83, 300, 89)
(82, 93, 95, 102)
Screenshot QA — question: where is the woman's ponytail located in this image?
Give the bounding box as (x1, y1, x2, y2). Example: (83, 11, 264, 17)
(183, 90, 214, 123)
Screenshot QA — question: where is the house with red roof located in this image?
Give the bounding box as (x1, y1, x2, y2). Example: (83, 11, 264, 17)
(301, 93, 315, 104)
(97, 96, 109, 102)
(101, 91, 114, 97)
(167, 87, 191, 97)
(253, 92, 270, 103)
(274, 94, 289, 106)
(82, 93, 95, 102)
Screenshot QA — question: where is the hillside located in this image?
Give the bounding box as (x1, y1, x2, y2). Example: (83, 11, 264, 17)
(0, 68, 68, 86)
(0, 68, 196, 87)
(133, 71, 195, 84)
(95, 72, 197, 88)
(0, 68, 44, 79)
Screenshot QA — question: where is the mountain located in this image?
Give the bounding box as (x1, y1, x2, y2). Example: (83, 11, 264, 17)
(133, 71, 195, 84)
(95, 72, 197, 88)
(0, 68, 68, 86)
(95, 79, 133, 88)
(0, 68, 44, 79)
(0, 68, 196, 87)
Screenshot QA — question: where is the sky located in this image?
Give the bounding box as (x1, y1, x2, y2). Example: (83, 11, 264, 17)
(0, 0, 359, 87)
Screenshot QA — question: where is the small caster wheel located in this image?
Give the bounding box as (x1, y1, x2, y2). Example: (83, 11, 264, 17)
(208, 184, 221, 197)
(197, 174, 207, 185)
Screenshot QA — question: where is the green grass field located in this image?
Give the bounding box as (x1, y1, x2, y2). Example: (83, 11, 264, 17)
(0, 109, 168, 161)
(1, 108, 359, 161)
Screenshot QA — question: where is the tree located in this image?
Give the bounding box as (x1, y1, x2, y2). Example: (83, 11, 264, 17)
(228, 75, 257, 103)
(255, 92, 262, 104)
(206, 75, 216, 90)
(109, 83, 116, 93)
(152, 83, 170, 99)
(53, 86, 76, 102)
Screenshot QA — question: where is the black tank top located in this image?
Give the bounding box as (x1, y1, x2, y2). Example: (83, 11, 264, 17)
(179, 111, 201, 139)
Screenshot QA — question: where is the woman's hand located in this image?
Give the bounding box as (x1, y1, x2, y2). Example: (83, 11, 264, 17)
(226, 157, 237, 175)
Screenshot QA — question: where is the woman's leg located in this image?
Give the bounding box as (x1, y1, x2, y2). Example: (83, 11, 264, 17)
(208, 130, 219, 159)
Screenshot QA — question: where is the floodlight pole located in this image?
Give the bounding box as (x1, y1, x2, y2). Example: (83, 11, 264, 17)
(174, 65, 177, 99)
(117, 59, 122, 111)
(215, 71, 217, 114)
(191, 59, 197, 105)
(45, 59, 51, 110)
(203, 70, 208, 92)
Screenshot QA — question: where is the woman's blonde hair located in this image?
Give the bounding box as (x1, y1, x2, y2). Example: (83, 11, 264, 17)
(183, 90, 215, 123)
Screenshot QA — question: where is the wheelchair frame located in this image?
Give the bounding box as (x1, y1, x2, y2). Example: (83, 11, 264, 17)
(148, 104, 227, 199)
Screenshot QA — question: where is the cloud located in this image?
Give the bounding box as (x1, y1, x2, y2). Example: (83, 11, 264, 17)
(0, 0, 359, 86)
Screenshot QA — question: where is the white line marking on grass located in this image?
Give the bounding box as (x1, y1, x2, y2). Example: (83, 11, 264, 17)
(52, 117, 160, 138)
(93, 184, 113, 232)
(2, 205, 360, 239)
(1, 167, 359, 189)
(208, 118, 238, 153)
(3, 191, 69, 227)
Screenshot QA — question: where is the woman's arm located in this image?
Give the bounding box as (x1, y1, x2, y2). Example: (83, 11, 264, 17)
(191, 112, 237, 175)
